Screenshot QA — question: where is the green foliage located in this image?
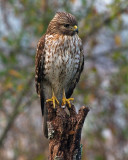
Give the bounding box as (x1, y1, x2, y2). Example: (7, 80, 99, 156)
(0, 0, 128, 160)
(95, 155, 104, 160)
(33, 154, 46, 160)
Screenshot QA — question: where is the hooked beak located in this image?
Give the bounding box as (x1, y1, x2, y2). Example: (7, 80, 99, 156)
(73, 25, 78, 33)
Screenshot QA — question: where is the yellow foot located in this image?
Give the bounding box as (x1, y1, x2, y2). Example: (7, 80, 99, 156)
(62, 97, 74, 108)
(46, 96, 59, 108)
(62, 90, 74, 108)
(46, 90, 59, 108)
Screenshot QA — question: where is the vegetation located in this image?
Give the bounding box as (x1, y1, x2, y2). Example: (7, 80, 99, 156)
(0, 0, 128, 159)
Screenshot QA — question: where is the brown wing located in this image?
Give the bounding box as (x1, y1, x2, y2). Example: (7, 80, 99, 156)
(35, 35, 45, 115)
(66, 45, 84, 98)
(35, 35, 45, 95)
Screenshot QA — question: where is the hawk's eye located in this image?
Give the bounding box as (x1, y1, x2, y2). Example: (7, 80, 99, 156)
(64, 24, 70, 28)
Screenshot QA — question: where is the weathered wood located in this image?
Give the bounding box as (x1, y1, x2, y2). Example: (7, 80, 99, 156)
(45, 102, 89, 160)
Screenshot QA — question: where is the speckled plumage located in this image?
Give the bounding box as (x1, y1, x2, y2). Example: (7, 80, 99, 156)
(35, 12, 84, 138)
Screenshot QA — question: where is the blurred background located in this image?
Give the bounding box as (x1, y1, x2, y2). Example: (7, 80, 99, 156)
(0, 0, 128, 159)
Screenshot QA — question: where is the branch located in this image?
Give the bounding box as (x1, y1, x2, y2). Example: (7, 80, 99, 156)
(1, 0, 12, 30)
(0, 75, 34, 147)
(82, 6, 128, 42)
(85, 46, 128, 61)
(46, 102, 89, 160)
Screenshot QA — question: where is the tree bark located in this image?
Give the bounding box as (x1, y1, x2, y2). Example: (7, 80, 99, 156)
(45, 102, 89, 160)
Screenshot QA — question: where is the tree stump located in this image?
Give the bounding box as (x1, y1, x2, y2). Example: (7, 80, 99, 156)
(45, 102, 89, 160)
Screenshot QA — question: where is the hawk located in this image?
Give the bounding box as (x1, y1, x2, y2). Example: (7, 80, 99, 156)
(35, 12, 84, 138)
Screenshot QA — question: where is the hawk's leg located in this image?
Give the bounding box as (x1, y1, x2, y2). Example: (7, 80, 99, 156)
(46, 89, 59, 108)
(62, 90, 74, 108)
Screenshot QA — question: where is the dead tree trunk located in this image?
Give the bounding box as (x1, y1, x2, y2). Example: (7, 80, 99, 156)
(45, 102, 89, 160)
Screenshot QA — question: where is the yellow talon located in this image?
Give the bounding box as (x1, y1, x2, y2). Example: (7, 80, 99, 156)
(62, 90, 74, 108)
(46, 90, 59, 108)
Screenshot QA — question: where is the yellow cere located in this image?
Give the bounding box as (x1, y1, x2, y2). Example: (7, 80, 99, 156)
(74, 25, 78, 29)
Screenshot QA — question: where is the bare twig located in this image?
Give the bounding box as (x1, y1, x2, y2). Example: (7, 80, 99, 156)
(0, 0, 12, 30)
(85, 46, 128, 61)
(0, 75, 34, 147)
(82, 6, 128, 42)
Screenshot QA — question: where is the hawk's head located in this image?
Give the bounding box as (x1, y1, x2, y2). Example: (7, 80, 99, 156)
(47, 12, 78, 36)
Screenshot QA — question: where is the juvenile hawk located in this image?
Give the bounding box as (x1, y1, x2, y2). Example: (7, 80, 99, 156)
(35, 12, 84, 138)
